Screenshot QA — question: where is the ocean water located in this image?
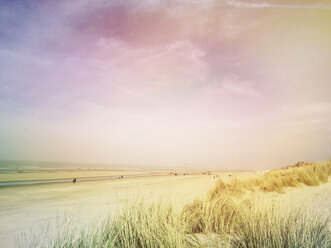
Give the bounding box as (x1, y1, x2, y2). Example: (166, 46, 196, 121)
(0, 160, 140, 172)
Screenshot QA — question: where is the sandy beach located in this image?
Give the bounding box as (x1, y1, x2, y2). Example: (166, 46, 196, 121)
(0, 170, 223, 247)
(0, 168, 330, 247)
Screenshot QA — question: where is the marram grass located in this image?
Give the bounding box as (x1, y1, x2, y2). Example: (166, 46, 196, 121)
(20, 160, 331, 248)
(19, 201, 201, 248)
(207, 160, 331, 196)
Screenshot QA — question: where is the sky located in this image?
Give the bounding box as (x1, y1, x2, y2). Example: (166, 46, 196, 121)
(0, 0, 331, 169)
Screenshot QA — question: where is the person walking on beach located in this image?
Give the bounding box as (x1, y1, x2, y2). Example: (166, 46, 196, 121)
(73, 178, 77, 183)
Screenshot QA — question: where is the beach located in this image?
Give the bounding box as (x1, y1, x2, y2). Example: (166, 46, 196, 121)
(0, 167, 330, 247)
(0, 169, 225, 247)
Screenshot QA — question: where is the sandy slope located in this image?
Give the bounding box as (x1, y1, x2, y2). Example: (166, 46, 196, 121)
(279, 180, 331, 214)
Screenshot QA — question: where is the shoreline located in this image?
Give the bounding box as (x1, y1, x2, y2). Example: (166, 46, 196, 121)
(0, 172, 174, 187)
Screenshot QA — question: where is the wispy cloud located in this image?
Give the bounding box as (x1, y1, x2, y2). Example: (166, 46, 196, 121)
(1, 0, 331, 167)
(227, 0, 331, 10)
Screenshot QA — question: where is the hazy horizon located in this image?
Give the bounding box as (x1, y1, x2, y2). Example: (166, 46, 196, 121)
(0, 159, 252, 170)
(1, 0, 331, 170)
(0, 158, 302, 170)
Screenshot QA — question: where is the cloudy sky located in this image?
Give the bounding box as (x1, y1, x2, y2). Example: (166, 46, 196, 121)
(0, 0, 330, 169)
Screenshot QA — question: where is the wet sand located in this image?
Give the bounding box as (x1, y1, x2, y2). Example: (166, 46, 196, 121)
(0, 169, 169, 182)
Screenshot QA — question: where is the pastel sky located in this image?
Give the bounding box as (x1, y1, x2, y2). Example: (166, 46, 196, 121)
(0, 0, 331, 169)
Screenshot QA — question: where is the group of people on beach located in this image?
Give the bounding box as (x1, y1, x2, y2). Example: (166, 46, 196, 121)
(72, 175, 125, 183)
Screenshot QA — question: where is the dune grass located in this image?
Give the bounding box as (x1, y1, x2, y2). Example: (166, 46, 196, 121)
(183, 160, 331, 237)
(183, 193, 330, 248)
(19, 201, 201, 248)
(21, 160, 331, 248)
(207, 160, 331, 196)
(232, 204, 330, 248)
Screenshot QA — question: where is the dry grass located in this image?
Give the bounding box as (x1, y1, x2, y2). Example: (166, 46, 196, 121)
(19, 200, 201, 248)
(183, 193, 242, 235)
(181, 160, 331, 246)
(258, 161, 330, 192)
(232, 203, 330, 248)
(207, 160, 331, 196)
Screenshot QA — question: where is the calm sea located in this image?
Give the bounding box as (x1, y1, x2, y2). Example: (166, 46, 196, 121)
(0, 160, 145, 173)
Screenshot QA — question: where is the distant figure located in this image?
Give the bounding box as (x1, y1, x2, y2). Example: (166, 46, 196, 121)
(73, 178, 77, 183)
(229, 174, 232, 177)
